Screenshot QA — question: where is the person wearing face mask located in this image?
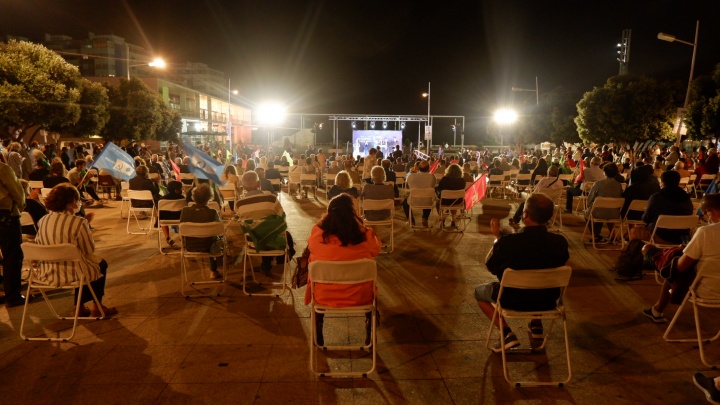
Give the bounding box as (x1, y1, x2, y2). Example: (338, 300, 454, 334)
(34, 183, 117, 318)
(641, 193, 720, 324)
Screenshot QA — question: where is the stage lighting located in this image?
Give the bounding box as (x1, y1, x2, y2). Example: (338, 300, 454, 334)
(382, 121, 388, 129)
(370, 121, 375, 129)
(351, 121, 356, 128)
(400, 122, 406, 129)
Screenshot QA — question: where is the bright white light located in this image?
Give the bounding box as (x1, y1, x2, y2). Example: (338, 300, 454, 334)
(494, 109, 518, 125)
(257, 103, 287, 126)
(422, 92, 429, 98)
(149, 58, 166, 68)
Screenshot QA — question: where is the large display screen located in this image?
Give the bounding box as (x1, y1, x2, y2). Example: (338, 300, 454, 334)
(352, 130, 402, 157)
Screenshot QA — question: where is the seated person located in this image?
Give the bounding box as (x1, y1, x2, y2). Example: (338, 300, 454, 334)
(488, 160, 504, 184)
(621, 167, 660, 220)
(129, 165, 160, 209)
(585, 163, 623, 241)
(255, 167, 275, 194)
(180, 184, 222, 279)
(35, 183, 116, 317)
(381, 159, 399, 198)
(158, 181, 185, 247)
(236, 171, 294, 275)
(642, 193, 720, 323)
(640, 170, 694, 244)
(462, 162, 474, 183)
(361, 166, 395, 221)
(264, 161, 282, 192)
(436, 164, 466, 228)
(510, 165, 563, 224)
(43, 161, 71, 189)
(67, 159, 103, 207)
(327, 170, 359, 200)
(19, 179, 47, 236)
(305, 194, 381, 346)
(475, 193, 569, 351)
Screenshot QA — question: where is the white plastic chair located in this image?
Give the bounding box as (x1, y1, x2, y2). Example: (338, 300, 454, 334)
(218, 184, 237, 211)
(240, 225, 289, 297)
(119, 181, 131, 218)
(663, 264, 720, 368)
(645, 214, 699, 283)
(514, 174, 533, 197)
(407, 188, 436, 230)
(361, 199, 394, 253)
(178, 222, 227, 297)
(539, 188, 564, 232)
(581, 197, 625, 250)
(622, 199, 648, 231)
(485, 266, 573, 387)
(573, 181, 595, 213)
(179, 173, 196, 194)
(300, 173, 318, 199)
(486, 174, 506, 199)
(439, 189, 466, 232)
(309, 259, 378, 377)
(126, 190, 156, 234)
(697, 174, 716, 197)
(288, 171, 302, 196)
(20, 243, 105, 342)
(324, 173, 336, 199)
(156, 199, 187, 255)
(20, 212, 36, 242)
(40, 188, 53, 204)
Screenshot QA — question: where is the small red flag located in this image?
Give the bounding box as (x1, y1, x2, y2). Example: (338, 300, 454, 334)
(170, 159, 181, 182)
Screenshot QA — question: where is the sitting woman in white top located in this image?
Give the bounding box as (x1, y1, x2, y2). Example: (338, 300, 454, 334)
(180, 184, 222, 279)
(35, 183, 117, 318)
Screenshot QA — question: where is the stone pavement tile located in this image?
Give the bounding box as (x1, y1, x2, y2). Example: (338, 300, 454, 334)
(149, 296, 227, 319)
(416, 313, 488, 342)
(0, 376, 80, 405)
(53, 383, 167, 405)
(78, 344, 194, 384)
(253, 381, 351, 405)
(444, 376, 584, 404)
(431, 340, 491, 379)
(274, 316, 310, 345)
(197, 317, 282, 345)
(400, 289, 482, 315)
(351, 378, 455, 405)
(0, 341, 112, 380)
(156, 382, 260, 404)
(568, 310, 673, 338)
(119, 317, 214, 346)
(262, 344, 316, 382)
(103, 296, 171, 318)
(372, 342, 444, 380)
(170, 344, 271, 383)
(60, 317, 145, 346)
(217, 295, 293, 318)
(375, 313, 424, 344)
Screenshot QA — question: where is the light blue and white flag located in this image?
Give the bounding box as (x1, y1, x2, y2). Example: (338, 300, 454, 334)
(182, 143, 225, 185)
(89, 142, 136, 181)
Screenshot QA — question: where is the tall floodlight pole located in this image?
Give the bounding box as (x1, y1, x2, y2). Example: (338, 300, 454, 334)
(511, 77, 539, 106)
(658, 20, 699, 147)
(422, 82, 431, 156)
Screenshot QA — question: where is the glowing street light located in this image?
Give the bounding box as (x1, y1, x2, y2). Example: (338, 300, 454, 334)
(257, 103, 287, 126)
(422, 82, 431, 155)
(127, 57, 165, 80)
(494, 109, 518, 125)
(658, 20, 699, 147)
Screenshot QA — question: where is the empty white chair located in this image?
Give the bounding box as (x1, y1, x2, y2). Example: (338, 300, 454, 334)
(20, 243, 105, 342)
(126, 190, 156, 234)
(485, 266, 573, 387)
(119, 181, 131, 218)
(178, 222, 227, 297)
(309, 259, 378, 377)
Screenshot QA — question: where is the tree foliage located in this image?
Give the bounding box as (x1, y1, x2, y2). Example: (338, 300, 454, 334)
(685, 63, 720, 141)
(575, 75, 678, 147)
(0, 40, 82, 139)
(155, 106, 182, 142)
(100, 78, 164, 142)
(53, 79, 110, 138)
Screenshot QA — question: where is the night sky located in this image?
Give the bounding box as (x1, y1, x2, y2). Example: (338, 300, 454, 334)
(2, 0, 719, 144)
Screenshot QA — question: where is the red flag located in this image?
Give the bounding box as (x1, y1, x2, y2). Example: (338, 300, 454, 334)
(465, 174, 487, 211)
(574, 159, 585, 184)
(170, 159, 181, 182)
(429, 160, 440, 173)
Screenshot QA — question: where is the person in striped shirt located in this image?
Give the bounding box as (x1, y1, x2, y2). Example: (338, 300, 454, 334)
(35, 183, 117, 318)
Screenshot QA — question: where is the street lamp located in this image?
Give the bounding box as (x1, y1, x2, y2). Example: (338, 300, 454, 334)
(658, 20, 699, 147)
(127, 57, 165, 80)
(494, 108, 518, 148)
(511, 76, 539, 105)
(422, 82, 431, 155)
(227, 79, 238, 154)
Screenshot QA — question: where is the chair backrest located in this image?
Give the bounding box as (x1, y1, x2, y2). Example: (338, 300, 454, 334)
(700, 174, 715, 182)
(516, 173, 532, 181)
(20, 211, 36, 229)
(278, 166, 289, 174)
(440, 189, 465, 200)
(362, 198, 394, 216)
(558, 174, 573, 182)
(179, 173, 195, 181)
(654, 214, 698, 231)
(395, 171, 406, 180)
(218, 185, 236, 200)
(309, 259, 377, 285)
(128, 190, 154, 201)
(624, 199, 648, 219)
(149, 173, 160, 181)
(97, 175, 116, 187)
(121, 181, 129, 191)
(590, 197, 624, 211)
(538, 188, 562, 202)
(158, 199, 187, 214)
(581, 181, 595, 193)
(41, 188, 53, 200)
(488, 174, 504, 182)
(409, 188, 435, 199)
(268, 178, 281, 186)
(434, 173, 444, 181)
(29, 180, 44, 190)
(301, 173, 316, 181)
(179, 222, 225, 238)
(499, 266, 572, 290)
(21, 242, 82, 263)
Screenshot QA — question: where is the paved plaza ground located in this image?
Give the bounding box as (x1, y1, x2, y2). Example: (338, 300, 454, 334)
(0, 189, 716, 404)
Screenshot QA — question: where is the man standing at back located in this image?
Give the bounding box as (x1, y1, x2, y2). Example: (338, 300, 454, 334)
(403, 160, 436, 227)
(475, 193, 569, 351)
